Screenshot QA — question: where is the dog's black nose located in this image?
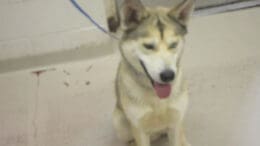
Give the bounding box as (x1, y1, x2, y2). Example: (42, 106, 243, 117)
(160, 70, 175, 82)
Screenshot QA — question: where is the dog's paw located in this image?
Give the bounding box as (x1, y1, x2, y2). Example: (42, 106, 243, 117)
(182, 142, 191, 146)
(160, 133, 168, 139)
(128, 140, 135, 146)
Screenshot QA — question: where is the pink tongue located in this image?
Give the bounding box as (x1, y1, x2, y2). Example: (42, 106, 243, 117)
(153, 83, 172, 99)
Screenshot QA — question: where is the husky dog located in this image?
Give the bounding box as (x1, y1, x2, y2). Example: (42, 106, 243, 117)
(107, 0, 194, 146)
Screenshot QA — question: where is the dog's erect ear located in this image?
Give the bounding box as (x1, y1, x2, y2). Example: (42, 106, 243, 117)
(168, 0, 195, 25)
(122, 0, 147, 28)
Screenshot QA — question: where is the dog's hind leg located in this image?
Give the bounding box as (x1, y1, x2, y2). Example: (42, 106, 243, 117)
(113, 106, 133, 142)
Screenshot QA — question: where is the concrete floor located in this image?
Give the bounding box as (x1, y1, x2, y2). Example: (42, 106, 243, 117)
(0, 8, 260, 146)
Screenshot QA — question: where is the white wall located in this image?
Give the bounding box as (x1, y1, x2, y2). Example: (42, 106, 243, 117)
(0, 0, 108, 61)
(0, 0, 254, 61)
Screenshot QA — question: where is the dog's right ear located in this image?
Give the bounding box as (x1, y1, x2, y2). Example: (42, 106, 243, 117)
(122, 0, 147, 28)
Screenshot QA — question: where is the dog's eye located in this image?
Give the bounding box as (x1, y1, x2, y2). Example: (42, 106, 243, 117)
(169, 42, 178, 49)
(143, 43, 155, 50)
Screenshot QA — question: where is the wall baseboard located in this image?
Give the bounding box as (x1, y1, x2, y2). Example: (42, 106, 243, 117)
(0, 27, 115, 74)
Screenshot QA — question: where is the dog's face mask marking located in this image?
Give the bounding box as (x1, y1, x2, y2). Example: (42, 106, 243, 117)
(119, 0, 194, 98)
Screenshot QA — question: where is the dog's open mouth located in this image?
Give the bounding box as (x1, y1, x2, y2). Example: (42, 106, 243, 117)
(139, 60, 172, 99)
(153, 82, 172, 99)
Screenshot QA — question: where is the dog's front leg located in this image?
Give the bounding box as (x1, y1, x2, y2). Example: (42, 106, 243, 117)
(131, 126, 150, 146)
(168, 123, 190, 146)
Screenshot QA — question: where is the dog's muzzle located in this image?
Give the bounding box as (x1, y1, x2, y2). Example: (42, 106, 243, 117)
(139, 60, 173, 99)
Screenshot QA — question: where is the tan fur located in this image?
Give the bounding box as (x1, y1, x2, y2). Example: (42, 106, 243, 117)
(109, 0, 194, 146)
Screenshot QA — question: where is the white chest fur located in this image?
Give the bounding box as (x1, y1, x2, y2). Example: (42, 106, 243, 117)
(123, 92, 189, 134)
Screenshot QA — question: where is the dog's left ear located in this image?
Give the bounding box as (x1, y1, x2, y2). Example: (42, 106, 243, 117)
(168, 0, 195, 26)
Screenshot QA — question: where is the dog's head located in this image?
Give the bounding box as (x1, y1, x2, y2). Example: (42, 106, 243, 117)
(111, 0, 194, 98)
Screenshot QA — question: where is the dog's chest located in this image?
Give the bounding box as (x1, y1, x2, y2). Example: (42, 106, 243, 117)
(139, 102, 179, 134)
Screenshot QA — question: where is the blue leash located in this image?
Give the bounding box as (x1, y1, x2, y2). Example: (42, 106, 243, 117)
(70, 0, 119, 40)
